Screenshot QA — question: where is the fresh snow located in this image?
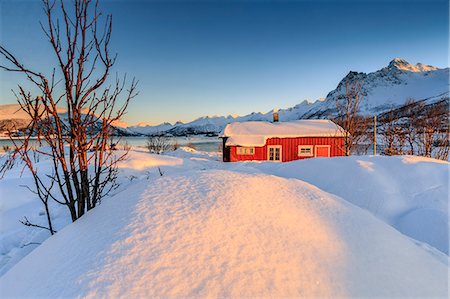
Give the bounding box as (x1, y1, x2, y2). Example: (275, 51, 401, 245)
(0, 149, 448, 297)
(254, 155, 449, 255)
(117, 150, 183, 171)
(221, 119, 344, 146)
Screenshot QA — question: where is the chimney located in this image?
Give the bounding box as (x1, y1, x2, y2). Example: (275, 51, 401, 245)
(273, 108, 279, 122)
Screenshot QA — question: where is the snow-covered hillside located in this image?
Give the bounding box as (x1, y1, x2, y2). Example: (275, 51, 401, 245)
(127, 122, 174, 135)
(303, 58, 449, 118)
(0, 104, 136, 137)
(0, 104, 64, 136)
(2, 58, 447, 137)
(0, 149, 448, 297)
(127, 58, 449, 136)
(0, 104, 66, 121)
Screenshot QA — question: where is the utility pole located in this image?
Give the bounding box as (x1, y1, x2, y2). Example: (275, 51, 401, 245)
(373, 115, 377, 155)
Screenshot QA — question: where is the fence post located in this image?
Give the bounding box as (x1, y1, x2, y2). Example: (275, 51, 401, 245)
(373, 115, 377, 155)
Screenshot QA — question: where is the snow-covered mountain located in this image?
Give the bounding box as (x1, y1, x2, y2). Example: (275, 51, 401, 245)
(129, 58, 449, 136)
(0, 104, 65, 136)
(302, 58, 449, 118)
(2, 58, 448, 136)
(127, 122, 175, 136)
(130, 101, 318, 136)
(0, 104, 137, 137)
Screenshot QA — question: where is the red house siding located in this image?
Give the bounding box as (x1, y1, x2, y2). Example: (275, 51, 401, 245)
(226, 137, 345, 162)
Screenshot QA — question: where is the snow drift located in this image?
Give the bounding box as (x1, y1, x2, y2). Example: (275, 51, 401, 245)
(0, 169, 447, 298)
(255, 155, 450, 255)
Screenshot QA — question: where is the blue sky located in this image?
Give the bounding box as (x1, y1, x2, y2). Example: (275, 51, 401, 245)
(0, 0, 448, 125)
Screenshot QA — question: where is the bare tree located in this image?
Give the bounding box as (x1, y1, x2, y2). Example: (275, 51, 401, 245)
(0, 0, 138, 231)
(416, 100, 448, 158)
(379, 111, 405, 156)
(374, 97, 448, 160)
(146, 135, 175, 154)
(402, 98, 423, 155)
(333, 80, 368, 155)
(353, 126, 372, 155)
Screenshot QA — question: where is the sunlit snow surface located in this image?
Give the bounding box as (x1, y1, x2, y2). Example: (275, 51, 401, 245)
(0, 148, 448, 297)
(257, 155, 449, 256)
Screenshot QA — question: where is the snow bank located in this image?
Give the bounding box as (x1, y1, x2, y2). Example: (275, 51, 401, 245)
(0, 170, 447, 297)
(117, 150, 183, 171)
(0, 150, 184, 276)
(401, 155, 449, 165)
(0, 153, 73, 276)
(255, 155, 449, 254)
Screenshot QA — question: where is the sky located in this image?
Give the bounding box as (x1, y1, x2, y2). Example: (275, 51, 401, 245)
(0, 0, 448, 126)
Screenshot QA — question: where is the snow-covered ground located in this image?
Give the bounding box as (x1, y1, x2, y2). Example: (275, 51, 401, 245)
(0, 148, 448, 297)
(254, 155, 449, 255)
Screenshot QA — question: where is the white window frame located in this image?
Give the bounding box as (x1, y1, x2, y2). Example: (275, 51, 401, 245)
(314, 145, 331, 157)
(236, 147, 255, 155)
(267, 145, 282, 162)
(298, 145, 314, 157)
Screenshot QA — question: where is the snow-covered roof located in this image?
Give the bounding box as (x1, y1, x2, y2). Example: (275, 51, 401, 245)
(221, 120, 345, 146)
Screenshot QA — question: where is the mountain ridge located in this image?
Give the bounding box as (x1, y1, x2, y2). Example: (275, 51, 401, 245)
(1, 58, 448, 136)
(129, 58, 449, 136)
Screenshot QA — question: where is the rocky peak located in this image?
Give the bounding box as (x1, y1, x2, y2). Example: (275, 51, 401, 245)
(388, 57, 410, 68)
(387, 58, 439, 72)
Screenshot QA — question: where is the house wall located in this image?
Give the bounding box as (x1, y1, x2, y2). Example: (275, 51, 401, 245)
(227, 137, 345, 162)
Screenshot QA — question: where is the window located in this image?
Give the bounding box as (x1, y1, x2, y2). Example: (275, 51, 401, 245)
(237, 147, 255, 155)
(267, 146, 282, 161)
(298, 145, 313, 157)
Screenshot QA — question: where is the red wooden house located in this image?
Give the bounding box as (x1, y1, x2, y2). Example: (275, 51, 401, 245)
(220, 119, 345, 162)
